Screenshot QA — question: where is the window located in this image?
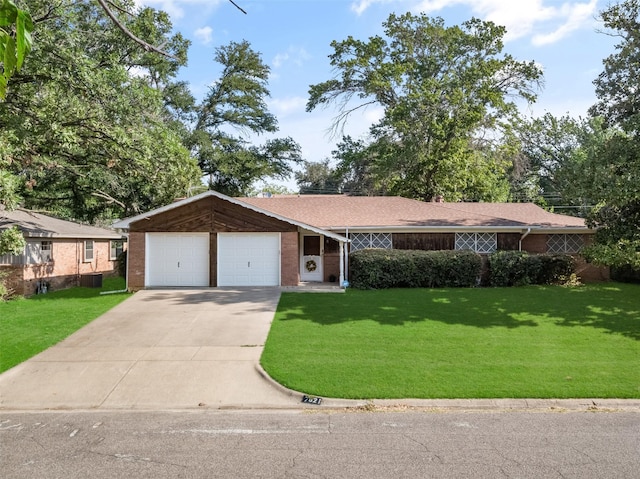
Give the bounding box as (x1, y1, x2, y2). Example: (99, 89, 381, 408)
(455, 232, 497, 253)
(110, 240, 124, 260)
(84, 240, 94, 262)
(547, 234, 584, 254)
(40, 241, 52, 262)
(350, 233, 392, 252)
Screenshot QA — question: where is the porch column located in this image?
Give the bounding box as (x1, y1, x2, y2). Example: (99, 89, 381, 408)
(339, 240, 345, 287)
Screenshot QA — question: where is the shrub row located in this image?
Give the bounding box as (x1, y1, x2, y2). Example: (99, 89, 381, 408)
(488, 251, 575, 286)
(349, 249, 482, 289)
(611, 264, 640, 284)
(349, 249, 576, 289)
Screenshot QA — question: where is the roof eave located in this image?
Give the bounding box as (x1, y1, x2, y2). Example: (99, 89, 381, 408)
(113, 191, 349, 243)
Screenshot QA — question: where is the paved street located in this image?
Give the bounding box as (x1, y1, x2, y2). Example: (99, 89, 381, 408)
(1, 409, 638, 478)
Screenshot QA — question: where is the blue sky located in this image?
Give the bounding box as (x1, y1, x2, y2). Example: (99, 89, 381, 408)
(136, 0, 616, 184)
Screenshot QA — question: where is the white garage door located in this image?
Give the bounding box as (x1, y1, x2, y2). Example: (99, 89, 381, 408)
(146, 233, 209, 287)
(218, 233, 280, 286)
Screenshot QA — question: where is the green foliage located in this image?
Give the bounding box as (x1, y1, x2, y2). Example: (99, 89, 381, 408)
(307, 13, 542, 201)
(295, 159, 342, 194)
(0, 225, 25, 255)
(611, 264, 640, 283)
(349, 249, 481, 289)
(192, 40, 301, 196)
(1, 1, 201, 222)
(0, 0, 33, 99)
(488, 251, 575, 287)
(0, 169, 20, 208)
(117, 250, 127, 277)
(590, 0, 640, 133)
(580, 1, 640, 266)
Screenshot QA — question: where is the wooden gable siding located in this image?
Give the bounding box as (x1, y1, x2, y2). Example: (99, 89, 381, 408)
(393, 233, 455, 251)
(129, 196, 297, 233)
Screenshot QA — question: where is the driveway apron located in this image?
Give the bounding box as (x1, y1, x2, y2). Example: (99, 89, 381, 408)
(0, 289, 300, 410)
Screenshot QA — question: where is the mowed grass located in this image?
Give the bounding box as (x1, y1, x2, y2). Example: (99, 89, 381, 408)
(0, 277, 130, 373)
(261, 283, 640, 399)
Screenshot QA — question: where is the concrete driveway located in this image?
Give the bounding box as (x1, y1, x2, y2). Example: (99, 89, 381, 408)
(0, 289, 302, 410)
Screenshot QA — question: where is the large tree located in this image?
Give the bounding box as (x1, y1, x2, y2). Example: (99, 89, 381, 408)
(1, 0, 202, 222)
(191, 40, 302, 196)
(307, 13, 542, 201)
(582, 0, 640, 267)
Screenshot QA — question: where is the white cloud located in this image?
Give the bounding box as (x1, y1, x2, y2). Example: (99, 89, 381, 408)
(532, 0, 597, 46)
(268, 97, 308, 117)
(194, 26, 213, 45)
(273, 52, 289, 69)
(134, 0, 223, 19)
(271, 46, 310, 69)
(363, 106, 385, 124)
(351, 0, 396, 15)
(353, 0, 597, 45)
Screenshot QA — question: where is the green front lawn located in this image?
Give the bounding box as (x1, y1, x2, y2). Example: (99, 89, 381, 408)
(261, 283, 640, 399)
(0, 277, 130, 373)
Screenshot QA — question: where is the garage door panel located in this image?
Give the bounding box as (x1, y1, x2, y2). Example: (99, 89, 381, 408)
(146, 233, 209, 287)
(218, 233, 280, 287)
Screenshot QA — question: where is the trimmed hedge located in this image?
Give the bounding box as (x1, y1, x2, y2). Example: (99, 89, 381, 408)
(349, 249, 576, 289)
(349, 249, 482, 289)
(488, 251, 575, 287)
(611, 265, 640, 284)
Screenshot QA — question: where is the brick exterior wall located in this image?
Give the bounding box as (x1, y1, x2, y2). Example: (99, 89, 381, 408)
(520, 234, 547, 254)
(323, 254, 341, 283)
(574, 257, 610, 282)
(280, 231, 299, 286)
(127, 232, 146, 290)
(1, 239, 117, 297)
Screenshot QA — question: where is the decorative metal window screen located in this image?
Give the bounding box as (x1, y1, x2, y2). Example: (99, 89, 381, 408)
(455, 233, 496, 253)
(547, 234, 584, 253)
(350, 233, 392, 252)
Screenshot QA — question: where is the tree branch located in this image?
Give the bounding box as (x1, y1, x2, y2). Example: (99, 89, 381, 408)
(95, 0, 177, 59)
(92, 190, 126, 208)
(95, 0, 247, 60)
(229, 0, 247, 14)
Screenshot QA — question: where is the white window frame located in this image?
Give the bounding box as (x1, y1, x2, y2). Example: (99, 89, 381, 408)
(547, 234, 584, 254)
(84, 240, 94, 262)
(349, 232, 393, 252)
(40, 241, 52, 262)
(455, 232, 497, 253)
(110, 240, 124, 260)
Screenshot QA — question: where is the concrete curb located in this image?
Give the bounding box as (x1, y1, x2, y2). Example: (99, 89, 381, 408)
(254, 364, 640, 412)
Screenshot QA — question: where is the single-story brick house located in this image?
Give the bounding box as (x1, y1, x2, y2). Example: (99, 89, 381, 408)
(112, 191, 607, 290)
(0, 208, 124, 296)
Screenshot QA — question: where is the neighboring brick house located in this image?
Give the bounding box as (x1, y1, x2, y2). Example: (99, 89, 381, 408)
(1, 208, 124, 296)
(113, 191, 607, 291)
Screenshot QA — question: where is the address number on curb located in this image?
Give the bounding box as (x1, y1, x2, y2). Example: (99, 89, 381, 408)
(302, 395, 322, 405)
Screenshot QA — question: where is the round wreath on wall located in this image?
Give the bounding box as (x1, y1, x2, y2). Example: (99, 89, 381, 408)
(305, 260, 317, 272)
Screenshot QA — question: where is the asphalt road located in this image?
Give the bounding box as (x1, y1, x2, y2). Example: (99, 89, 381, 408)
(1, 408, 638, 478)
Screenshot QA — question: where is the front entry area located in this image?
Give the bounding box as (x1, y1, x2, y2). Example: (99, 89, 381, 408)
(300, 234, 323, 282)
(146, 233, 210, 287)
(217, 233, 281, 286)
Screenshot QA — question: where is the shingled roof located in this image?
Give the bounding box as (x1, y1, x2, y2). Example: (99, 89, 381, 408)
(1, 208, 121, 239)
(239, 195, 589, 231)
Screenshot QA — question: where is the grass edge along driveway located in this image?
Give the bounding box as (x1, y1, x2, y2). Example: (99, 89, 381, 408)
(261, 283, 640, 399)
(0, 277, 130, 373)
